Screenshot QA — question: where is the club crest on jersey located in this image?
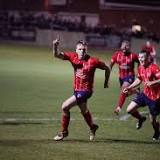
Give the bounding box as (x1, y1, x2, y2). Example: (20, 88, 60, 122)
(77, 93, 82, 98)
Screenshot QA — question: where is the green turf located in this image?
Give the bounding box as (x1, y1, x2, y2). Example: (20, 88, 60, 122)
(0, 43, 160, 160)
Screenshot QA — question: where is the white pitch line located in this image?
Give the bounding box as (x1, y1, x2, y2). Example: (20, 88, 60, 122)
(0, 117, 118, 123)
(0, 111, 149, 123)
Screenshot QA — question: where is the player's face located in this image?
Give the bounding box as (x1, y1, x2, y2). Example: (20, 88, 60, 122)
(121, 42, 130, 53)
(138, 53, 148, 66)
(76, 44, 87, 60)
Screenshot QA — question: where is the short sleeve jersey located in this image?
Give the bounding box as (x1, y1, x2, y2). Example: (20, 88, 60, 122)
(111, 51, 139, 79)
(63, 52, 106, 91)
(137, 63, 160, 100)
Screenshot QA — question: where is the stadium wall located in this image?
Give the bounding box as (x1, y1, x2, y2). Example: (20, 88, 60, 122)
(1, 29, 159, 57)
(36, 29, 85, 48)
(36, 29, 121, 49)
(36, 30, 160, 57)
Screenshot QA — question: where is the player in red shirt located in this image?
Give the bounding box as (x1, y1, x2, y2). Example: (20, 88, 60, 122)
(53, 37, 110, 141)
(124, 50, 160, 140)
(142, 41, 156, 64)
(109, 41, 139, 114)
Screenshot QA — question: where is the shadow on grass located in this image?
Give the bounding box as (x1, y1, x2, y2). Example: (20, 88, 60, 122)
(0, 138, 159, 147)
(64, 138, 160, 145)
(96, 138, 160, 145)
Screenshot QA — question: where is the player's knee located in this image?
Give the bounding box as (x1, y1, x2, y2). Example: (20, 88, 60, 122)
(126, 107, 132, 114)
(127, 101, 137, 114)
(61, 102, 70, 113)
(126, 108, 131, 114)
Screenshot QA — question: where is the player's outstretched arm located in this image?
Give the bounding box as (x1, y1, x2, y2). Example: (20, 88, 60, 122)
(52, 37, 64, 59)
(145, 79, 160, 87)
(123, 78, 141, 94)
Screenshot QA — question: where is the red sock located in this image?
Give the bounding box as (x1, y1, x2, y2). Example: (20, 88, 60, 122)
(117, 92, 127, 109)
(82, 111, 93, 129)
(61, 113, 70, 132)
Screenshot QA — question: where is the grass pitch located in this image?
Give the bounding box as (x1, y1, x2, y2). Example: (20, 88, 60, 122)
(0, 43, 160, 160)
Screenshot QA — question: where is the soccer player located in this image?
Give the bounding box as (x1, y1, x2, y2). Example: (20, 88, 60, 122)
(52, 37, 110, 141)
(141, 40, 156, 64)
(124, 50, 160, 140)
(109, 40, 139, 114)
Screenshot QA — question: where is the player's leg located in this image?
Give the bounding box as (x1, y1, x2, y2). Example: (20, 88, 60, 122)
(127, 100, 146, 129)
(147, 100, 160, 140)
(78, 102, 98, 141)
(115, 76, 140, 114)
(54, 95, 77, 141)
(75, 91, 94, 129)
(61, 95, 77, 131)
(149, 114, 160, 140)
(79, 102, 94, 129)
(114, 81, 130, 114)
(76, 91, 98, 140)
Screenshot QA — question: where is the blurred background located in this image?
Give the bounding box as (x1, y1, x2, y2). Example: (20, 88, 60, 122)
(0, 0, 160, 52)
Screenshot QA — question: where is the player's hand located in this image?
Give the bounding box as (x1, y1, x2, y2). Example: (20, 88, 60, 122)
(144, 81, 153, 87)
(123, 87, 129, 94)
(114, 106, 121, 115)
(104, 81, 109, 88)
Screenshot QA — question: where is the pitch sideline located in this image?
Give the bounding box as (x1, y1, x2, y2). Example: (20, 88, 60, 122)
(0, 111, 148, 124)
